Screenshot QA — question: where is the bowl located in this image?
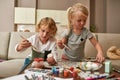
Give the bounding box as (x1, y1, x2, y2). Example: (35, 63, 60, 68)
(79, 62, 102, 71)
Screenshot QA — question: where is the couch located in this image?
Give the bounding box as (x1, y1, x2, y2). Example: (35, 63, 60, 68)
(0, 32, 120, 78)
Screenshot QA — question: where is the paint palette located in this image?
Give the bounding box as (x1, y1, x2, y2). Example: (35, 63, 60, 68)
(79, 62, 102, 71)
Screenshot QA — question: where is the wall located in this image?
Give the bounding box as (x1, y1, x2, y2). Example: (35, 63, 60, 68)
(94, 0, 106, 33)
(37, 0, 90, 29)
(0, 0, 119, 33)
(90, 0, 106, 33)
(37, 0, 89, 10)
(106, 0, 120, 33)
(17, 0, 36, 8)
(0, 0, 14, 32)
(91, 0, 120, 33)
(16, 0, 90, 32)
(0, 0, 89, 32)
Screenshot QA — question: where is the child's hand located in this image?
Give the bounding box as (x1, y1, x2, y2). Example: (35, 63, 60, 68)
(31, 61, 44, 68)
(47, 54, 56, 65)
(96, 52, 105, 63)
(62, 37, 68, 44)
(57, 40, 64, 49)
(57, 38, 68, 49)
(17, 39, 31, 51)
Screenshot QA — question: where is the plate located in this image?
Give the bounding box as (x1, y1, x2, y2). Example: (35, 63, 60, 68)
(79, 62, 102, 71)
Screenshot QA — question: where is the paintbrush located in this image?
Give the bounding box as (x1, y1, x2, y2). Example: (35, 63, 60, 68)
(20, 35, 38, 50)
(57, 33, 72, 51)
(63, 44, 71, 51)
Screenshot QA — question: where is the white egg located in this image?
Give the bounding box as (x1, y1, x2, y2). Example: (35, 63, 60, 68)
(47, 53, 53, 58)
(86, 62, 92, 70)
(92, 63, 98, 68)
(87, 62, 92, 64)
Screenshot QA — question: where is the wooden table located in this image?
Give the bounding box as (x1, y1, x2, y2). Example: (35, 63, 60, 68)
(98, 65, 120, 77)
(18, 59, 120, 80)
(57, 59, 120, 79)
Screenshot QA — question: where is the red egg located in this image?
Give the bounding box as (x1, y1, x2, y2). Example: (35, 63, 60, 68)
(31, 61, 44, 68)
(73, 70, 78, 78)
(69, 67, 74, 72)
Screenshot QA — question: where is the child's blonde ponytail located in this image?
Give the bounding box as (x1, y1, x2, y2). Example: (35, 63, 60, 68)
(67, 7, 72, 33)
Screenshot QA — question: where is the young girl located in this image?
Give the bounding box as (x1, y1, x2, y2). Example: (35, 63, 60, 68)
(16, 17, 57, 68)
(57, 3, 105, 63)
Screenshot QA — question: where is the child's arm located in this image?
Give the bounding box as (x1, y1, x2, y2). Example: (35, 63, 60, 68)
(89, 37, 105, 63)
(16, 39, 31, 52)
(47, 43, 57, 65)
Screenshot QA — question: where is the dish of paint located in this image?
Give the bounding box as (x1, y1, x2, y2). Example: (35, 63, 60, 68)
(79, 62, 102, 71)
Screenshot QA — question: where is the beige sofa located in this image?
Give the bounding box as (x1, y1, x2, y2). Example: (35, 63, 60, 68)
(0, 32, 120, 78)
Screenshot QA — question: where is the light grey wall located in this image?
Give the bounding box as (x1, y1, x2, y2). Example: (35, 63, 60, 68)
(0, 0, 90, 32)
(94, 0, 106, 33)
(0, 0, 120, 33)
(90, 0, 106, 33)
(106, 0, 120, 33)
(91, 0, 120, 33)
(37, 0, 89, 10)
(0, 0, 14, 32)
(17, 0, 36, 8)
(37, 0, 90, 29)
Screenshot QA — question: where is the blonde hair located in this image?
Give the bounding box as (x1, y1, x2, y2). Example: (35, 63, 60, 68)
(36, 17, 57, 36)
(67, 3, 89, 31)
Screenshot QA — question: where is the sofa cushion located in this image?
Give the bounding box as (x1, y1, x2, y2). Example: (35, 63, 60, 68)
(8, 32, 36, 59)
(97, 33, 120, 57)
(0, 59, 24, 78)
(0, 32, 10, 59)
(84, 33, 98, 58)
(110, 59, 120, 67)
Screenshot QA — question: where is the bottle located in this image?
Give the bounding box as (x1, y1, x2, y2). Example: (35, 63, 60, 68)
(105, 60, 112, 73)
(64, 70, 69, 78)
(59, 67, 64, 78)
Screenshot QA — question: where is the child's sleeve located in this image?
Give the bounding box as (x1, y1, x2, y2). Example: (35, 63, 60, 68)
(86, 29, 94, 39)
(61, 29, 70, 38)
(51, 42, 58, 62)
(15, 34, 35, 53)
(15, 44, 19, 52)
(15, 43, 27, 53)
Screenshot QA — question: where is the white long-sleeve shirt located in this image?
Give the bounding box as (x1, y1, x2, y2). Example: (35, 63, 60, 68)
(15, 33, 58, 61)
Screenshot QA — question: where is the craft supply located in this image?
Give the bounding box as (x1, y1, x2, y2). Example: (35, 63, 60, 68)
(52, 66, 56, 74)
(57, 34, 72, 51)
(59, 67, 64, 78)
(73, 70, 78, 78)
(69, 67, 74, 72)
(86, 73, 109, 80)
(42, 75, 45, 80)
(24, 75, 29, 80)
(105, 61, 112, 73)
(54, 69, 59, 76)
(31, 74, 36, 80)
(20, 35, 37, 50)
(95, 73, 109, 79)
(106, 74, 115, 79)
(64, 70, 69, 78)
(112, 67, 120, 73)
(63, 44, 71, 51)
(106, 77, 120, 80)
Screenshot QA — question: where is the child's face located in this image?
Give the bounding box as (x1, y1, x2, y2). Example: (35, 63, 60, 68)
(38, 25, 52, 43)
(71, 11, 87, 30)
